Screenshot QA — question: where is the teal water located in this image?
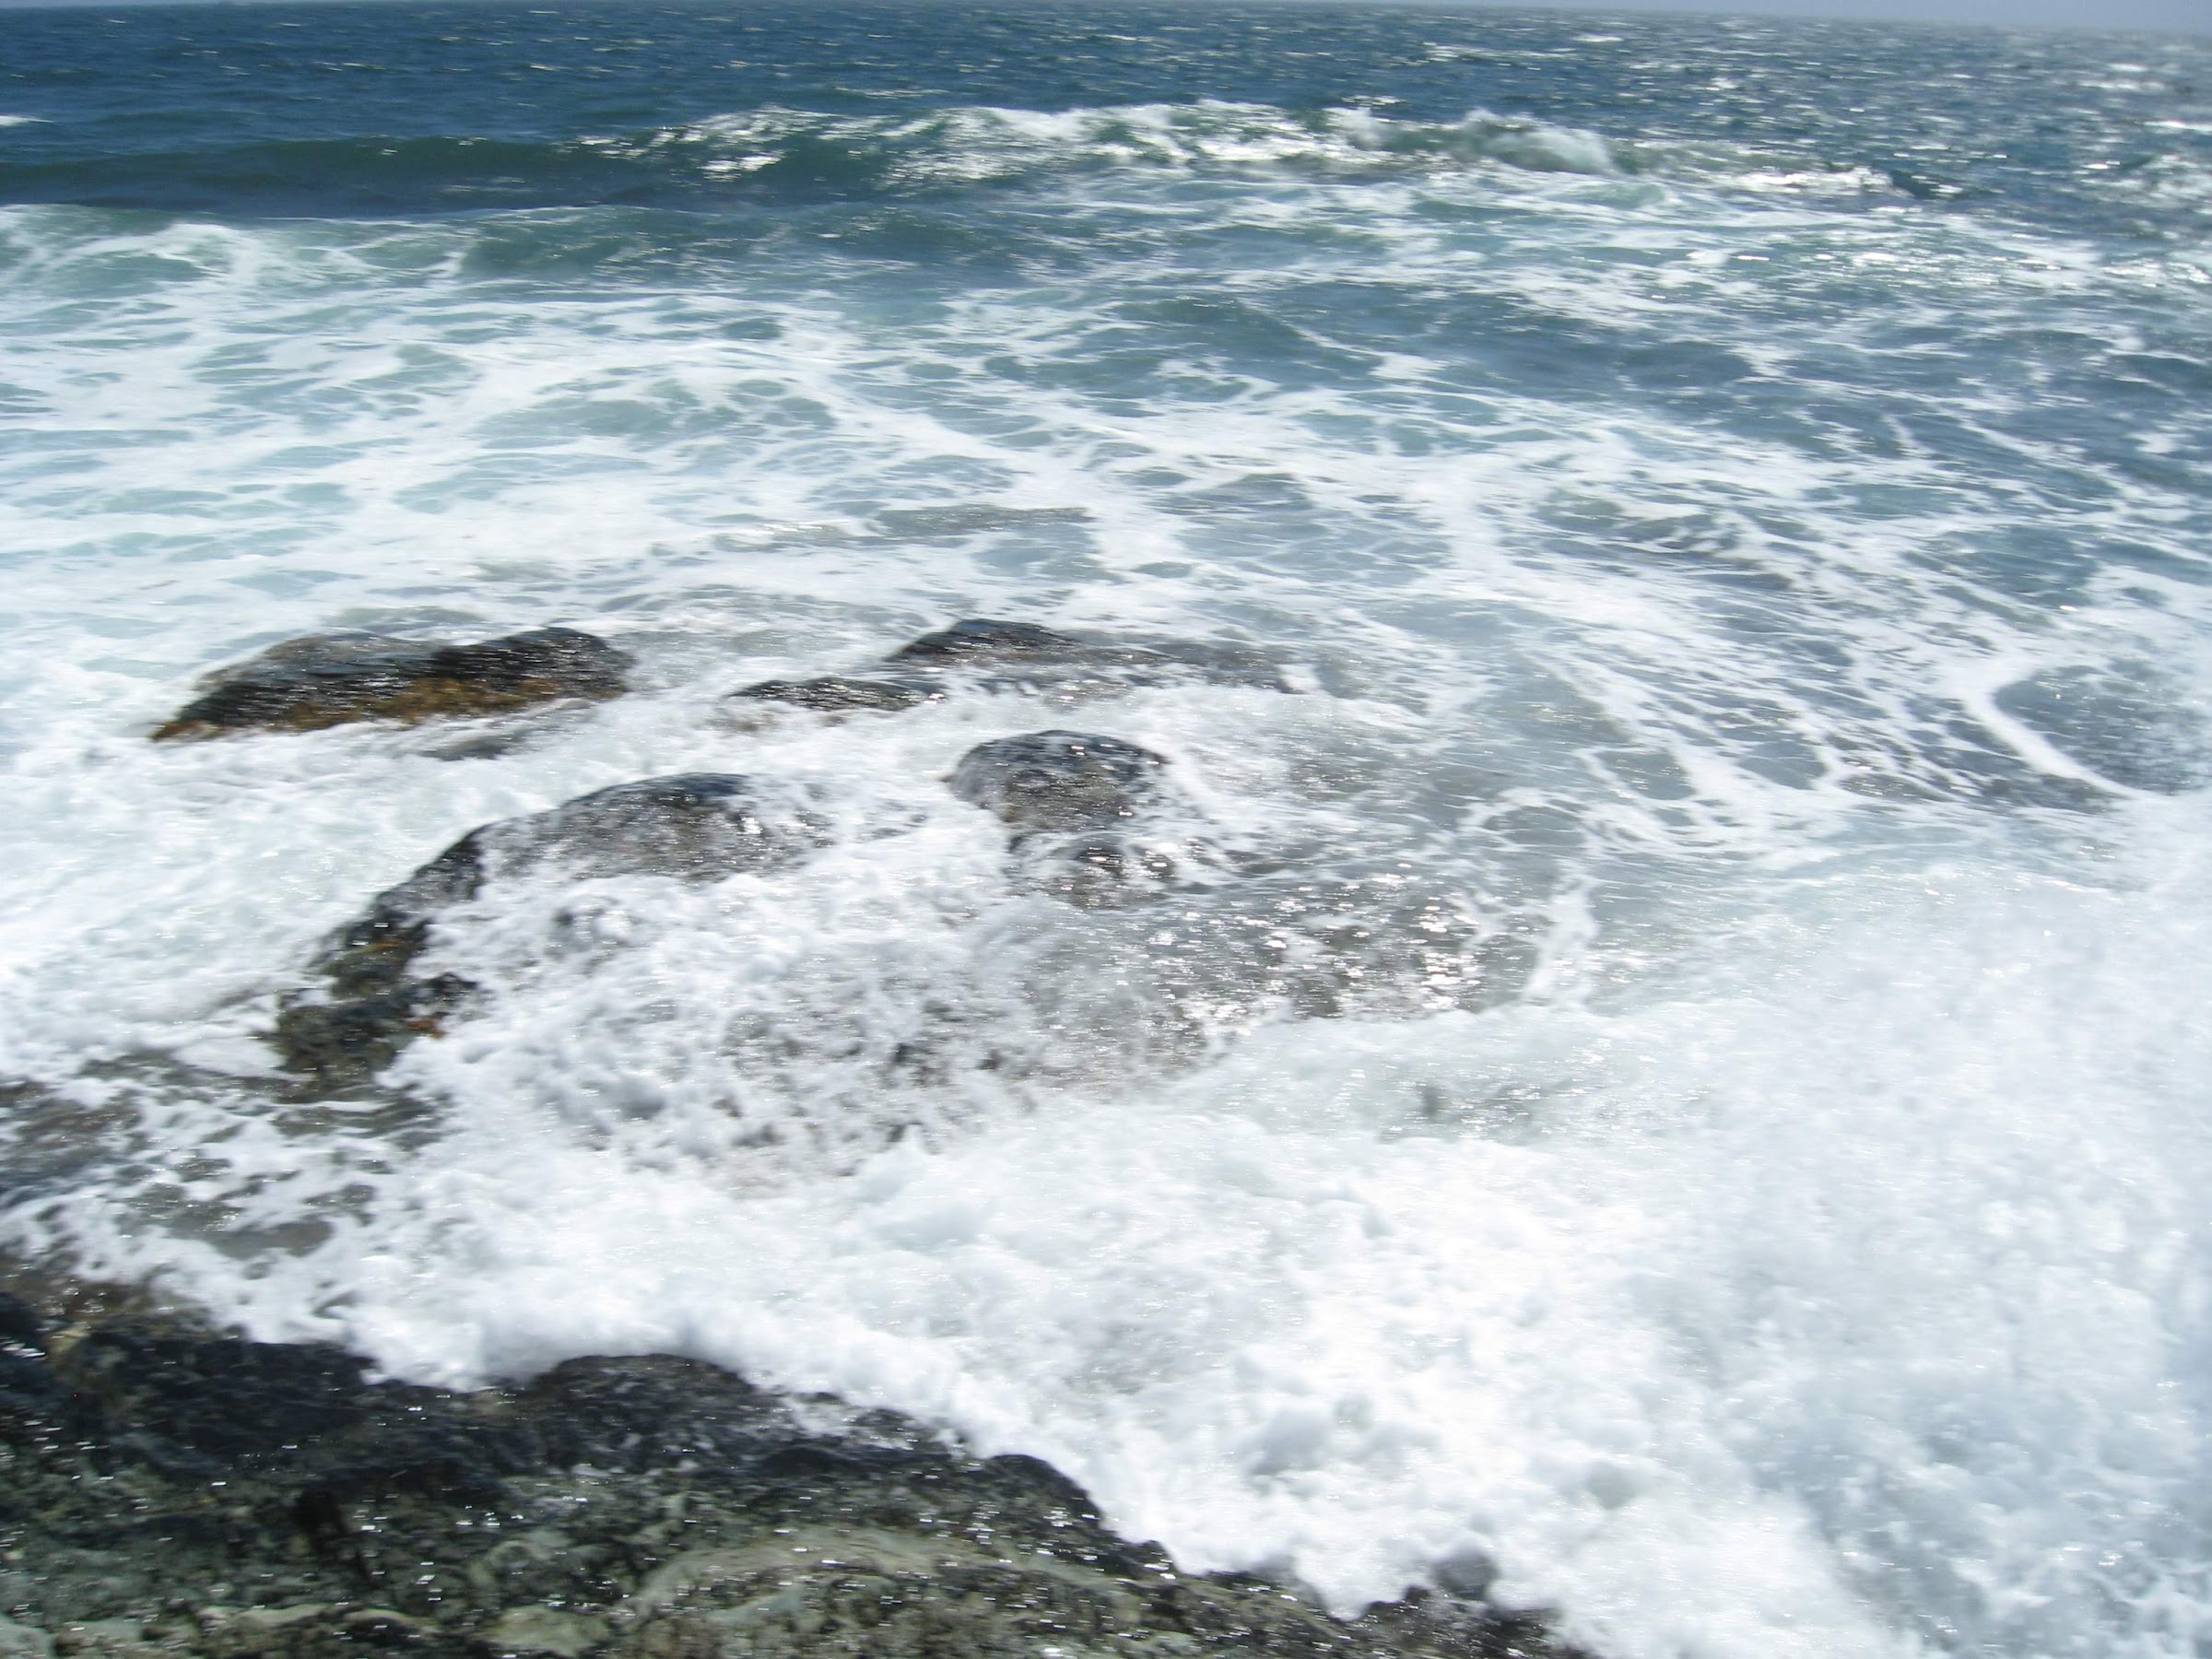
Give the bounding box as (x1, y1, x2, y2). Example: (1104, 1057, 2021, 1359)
(2, 6, 2211, 1658)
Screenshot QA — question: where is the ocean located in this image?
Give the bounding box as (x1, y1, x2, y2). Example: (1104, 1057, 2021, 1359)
(1, 2, 2209, 1653)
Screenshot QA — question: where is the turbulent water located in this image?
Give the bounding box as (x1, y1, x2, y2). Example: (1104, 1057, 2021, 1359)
(2, 2, 2210, 1654)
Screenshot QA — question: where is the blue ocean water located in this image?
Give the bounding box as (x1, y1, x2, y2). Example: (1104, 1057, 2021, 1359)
(2, 5, 2211, 1657)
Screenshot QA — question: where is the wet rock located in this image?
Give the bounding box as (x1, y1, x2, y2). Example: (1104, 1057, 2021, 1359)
(483, 1607, 605, 1656)
(0, 1289, 42, 1352)
(734, 619, 1286, 722)
(152, 629, 630, 741)
(891, 617, 1288, 695)
(887, 618, 1082, 667)
(64, 1326, 378, 1472)
(950, 733, 1189, 911)
(453, 774, 825, 888)
(1029, 831, 1185, 911)
(949, 731, 1170, 835)
(0, 1081, 149, 1221)
(274, 775, 823, 1086)
(731, 676, 935, 714)
(0, 1304, 1586, 1659)
(0, 1292, 65, 1427)
(268, 980, 475, 1091)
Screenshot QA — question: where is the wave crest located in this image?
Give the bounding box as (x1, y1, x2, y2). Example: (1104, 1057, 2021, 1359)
(0, 100, 1896, 214)
(606, 100, 1885, 196)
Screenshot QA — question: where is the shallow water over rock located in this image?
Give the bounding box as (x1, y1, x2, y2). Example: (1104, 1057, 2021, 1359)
(732, 620, 1288, 723)
(273, 775, 825, 1086)
(949, 731, 1171, 834)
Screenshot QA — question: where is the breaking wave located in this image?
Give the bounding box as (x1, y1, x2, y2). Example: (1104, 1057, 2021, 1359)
(0, 100, 1902, 215)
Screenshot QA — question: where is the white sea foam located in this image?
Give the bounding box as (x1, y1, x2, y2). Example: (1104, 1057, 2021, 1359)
(20, 811, 2212, 1659)
(0, 79, 2208, 1659)
(594, 99, 1914, 201)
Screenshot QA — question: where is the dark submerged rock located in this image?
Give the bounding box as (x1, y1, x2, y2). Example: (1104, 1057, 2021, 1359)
(1030, 832, 1185, 912)
(887, 618, 1082, 667)
(949, 732, 1170, 835)
(0, 1292, 63, 1426)
(0, 1302, 1586, 1659)
(951, 733, 1187, 910)
(892, 618, 1288, 694)
(733, 619, 1287, 722)
(0, 1290, 42, 1354)
(732, 676, 936, 713)
(274, 775, 822, 1086)
(152, 628, 631, 740)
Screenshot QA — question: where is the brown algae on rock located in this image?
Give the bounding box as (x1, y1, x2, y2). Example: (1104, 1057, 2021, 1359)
(151, 628, 631, 740)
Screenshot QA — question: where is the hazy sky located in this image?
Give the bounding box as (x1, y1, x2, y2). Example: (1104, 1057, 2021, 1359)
(1512, 0, 2207, 34)
(0, 0, 2202, 32)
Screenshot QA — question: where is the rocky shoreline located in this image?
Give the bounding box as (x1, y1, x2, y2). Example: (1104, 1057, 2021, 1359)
(0, 618, 1585, 1658)
(0, 1286, 1578, 1659)
(206, 617, 1430, 1092)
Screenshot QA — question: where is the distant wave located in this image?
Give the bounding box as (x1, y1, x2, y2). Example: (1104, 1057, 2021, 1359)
(618, 100, 1897, 195)
(0, 100, 1898, 214)
(641, 101, 1640, 182)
